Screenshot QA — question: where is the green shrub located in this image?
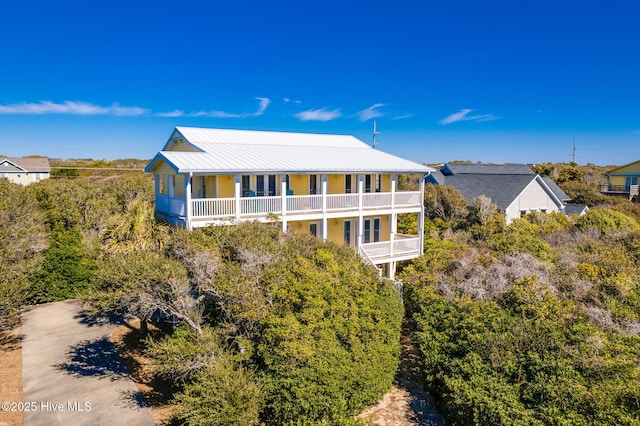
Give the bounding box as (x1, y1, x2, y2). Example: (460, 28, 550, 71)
(255, 244, 403, 423)
(28, 225, 95, 303)
(174, 360, 263, 426)
(489, 219, 556, 262)
(575, 208, 640, 234)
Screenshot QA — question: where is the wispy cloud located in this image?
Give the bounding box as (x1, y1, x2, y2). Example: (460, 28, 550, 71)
(157, 97, 271, 118)
(438, 109, 500, 125)
(294, 108, 342, 122)
(283, 97, 302, 104)
(357, 103, 385, 121)
(157, 109, 185, 117)
(0, 101, 148, 116)
(392, 113, 414, 120)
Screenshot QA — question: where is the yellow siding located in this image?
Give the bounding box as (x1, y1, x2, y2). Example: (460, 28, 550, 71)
(327, 219, 356, 245)
(290, 174, 307, 195)
(166, 139, 198, 152)
(218, 175, 235, 198)
(153, 161, 176, 175)
(204, 176, 217, 198)
(609, 161, 640, 176)
(328, 174, 344, 194)
(382, 174, 393, 191)
(381, 215, 390, 240)
(610, 175, 626, 186)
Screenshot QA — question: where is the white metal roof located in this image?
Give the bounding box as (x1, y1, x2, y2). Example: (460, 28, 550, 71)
(146, 127, 433, 174)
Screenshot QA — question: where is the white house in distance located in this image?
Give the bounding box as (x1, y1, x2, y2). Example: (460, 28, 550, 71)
(145, 126, 434, 278)
(0, 157, 51, 185)
(426, 163, 569, 223)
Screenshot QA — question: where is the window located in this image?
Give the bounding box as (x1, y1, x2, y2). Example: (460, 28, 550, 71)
(363, 218, 381, 243)
(309, 222, 320, 237)
(373, 217, 381, 242)
(35, 173, 41, 181)
(242, 175, 251, 196)
(268, 175, 276, 196)
(364, 219, 371, 243)
(343, 220, 352, 246)
(256, 175, 277, 196)
(520, 210, 528, 218)
(364, 174, 381, 193)
(345, 175, 353, 193)
(309, 175, 320, 194)
(256, 175, 265, 196)
(625, 176, 638, 191)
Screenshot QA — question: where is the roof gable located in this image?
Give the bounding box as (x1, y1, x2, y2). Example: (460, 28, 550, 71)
(0, 160, 25, 172)
(0, 157, 50, 172)
(607, 160, 640, 176)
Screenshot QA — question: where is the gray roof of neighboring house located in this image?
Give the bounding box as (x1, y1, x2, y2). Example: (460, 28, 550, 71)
(543, 178, 571, 202)
(0, 157, 50, 172)
(440, 173, 539, 210)
(443, 163, 534, 176)
(146, 127, 434, 174)
(564, 203, 589, 216)
(425, 170, 446, 185)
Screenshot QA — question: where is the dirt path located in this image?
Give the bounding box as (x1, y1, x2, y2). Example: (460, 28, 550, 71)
(0, 327, 22, 426)
(359, 317, 446, 426)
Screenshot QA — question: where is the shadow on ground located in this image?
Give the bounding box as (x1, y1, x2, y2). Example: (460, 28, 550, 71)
(55, 337, 130, 380)
(74, 310, 127, 328)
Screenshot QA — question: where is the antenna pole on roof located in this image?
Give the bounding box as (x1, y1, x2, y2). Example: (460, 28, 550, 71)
(572, 139, 577, 163)
(372, 121, 380, 149)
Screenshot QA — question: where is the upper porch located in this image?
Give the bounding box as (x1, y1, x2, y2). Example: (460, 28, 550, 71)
(156, 190, 423, 227)
(152, 171, 424, 228)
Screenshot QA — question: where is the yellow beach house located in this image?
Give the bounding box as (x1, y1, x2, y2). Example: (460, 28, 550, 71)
(601, 160, 640, 201)
(145, 127, 434, 278)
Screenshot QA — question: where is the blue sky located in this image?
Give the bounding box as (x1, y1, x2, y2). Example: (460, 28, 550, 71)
(1, 0, 638, 165)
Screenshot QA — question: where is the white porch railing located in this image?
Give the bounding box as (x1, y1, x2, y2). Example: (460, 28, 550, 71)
(192, 197, 234, 217)
(359, 234, 421, 263)
(241, 196, 282, 215)
(157, 191, 422, 220)
(286, 194, 322, 213)
(394, 191, 422, 206)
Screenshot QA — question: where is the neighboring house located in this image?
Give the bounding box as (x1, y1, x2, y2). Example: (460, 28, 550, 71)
(543, 177, 589, 216)
(601, 160, 640, 201)
(0, 157, 50, 185)
(425, 163, 567, 224)
(145, 126, 434, 278)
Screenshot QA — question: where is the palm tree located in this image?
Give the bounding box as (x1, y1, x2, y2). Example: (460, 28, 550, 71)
(101, 197, 168, 253)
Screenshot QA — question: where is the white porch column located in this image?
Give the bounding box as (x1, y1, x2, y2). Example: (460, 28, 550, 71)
(357, 174, 364, 248)
(387, 261, 397, 279)
(234, 175, 241, 220)
(185, 173, 193, 230)
(418, 175, 425, 256)
(321, 174, 328, 241)
(390, 174, 397, 257)
(280, 175, 288, 232)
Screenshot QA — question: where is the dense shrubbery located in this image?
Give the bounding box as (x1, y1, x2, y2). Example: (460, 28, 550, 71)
(0, 179, 48, 335)
(575, 208, 640, 234)
(405, 283, 640, 425)
(85, 218, 402, 425)
(402, 196, 640, 425)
